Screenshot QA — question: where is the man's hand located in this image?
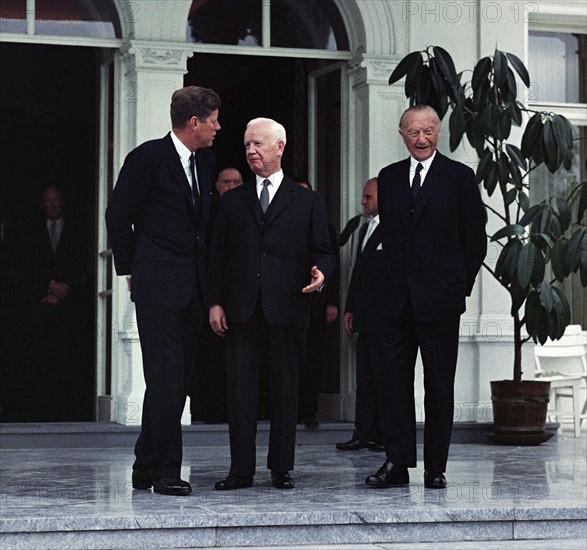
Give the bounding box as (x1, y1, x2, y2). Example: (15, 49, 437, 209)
(41, 293, 59, 306)
(343, 312, 354, 335)
(209, 304, 228, 336)
(326, 304, 338, 325)
(48, 280, 70, 300)
(302, 265, 325, 294)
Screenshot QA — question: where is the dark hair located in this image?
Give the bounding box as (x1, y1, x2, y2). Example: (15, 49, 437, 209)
(170, 86, 221, 128)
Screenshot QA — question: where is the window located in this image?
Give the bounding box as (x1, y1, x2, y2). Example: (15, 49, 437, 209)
(0, 0, 121, 39)
(187, 0, 349, 51)
(528, 31, 581, 103)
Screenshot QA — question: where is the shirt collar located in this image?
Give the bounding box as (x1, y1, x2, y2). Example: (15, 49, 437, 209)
(410, 150, 436, 172)
(170, 130, 192, 164)
(256, 170, 284, 188)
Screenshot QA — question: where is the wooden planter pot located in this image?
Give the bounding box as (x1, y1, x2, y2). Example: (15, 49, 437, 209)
(487, 380, 554, 445)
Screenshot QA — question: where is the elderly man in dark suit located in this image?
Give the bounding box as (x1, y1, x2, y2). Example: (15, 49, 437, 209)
(366, 105, 487, 490)
(208, 117, 335, 491)
(336, 177, 386, 452)
(105, 86, 221, 496)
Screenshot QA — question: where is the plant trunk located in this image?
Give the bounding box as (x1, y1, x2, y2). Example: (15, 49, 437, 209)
(513, 310, 523, 383)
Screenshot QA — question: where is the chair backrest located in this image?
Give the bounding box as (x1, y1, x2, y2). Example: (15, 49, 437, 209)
(534, 325, 587, 377)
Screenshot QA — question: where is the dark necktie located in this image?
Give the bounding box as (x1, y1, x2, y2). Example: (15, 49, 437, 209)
(189, 153, 199, 206)
(50, 221, 59, 252)
(411, 162, 423, 201)
(260, 179, 270, 213)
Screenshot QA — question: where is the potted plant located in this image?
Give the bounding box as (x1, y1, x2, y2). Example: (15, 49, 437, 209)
(386, 46, 587, 443)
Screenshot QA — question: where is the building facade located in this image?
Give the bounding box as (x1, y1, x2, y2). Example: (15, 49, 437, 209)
(1, 0, 585, 425)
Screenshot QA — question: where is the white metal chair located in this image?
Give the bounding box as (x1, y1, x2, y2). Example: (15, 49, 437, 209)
(534, 325, 587, 437)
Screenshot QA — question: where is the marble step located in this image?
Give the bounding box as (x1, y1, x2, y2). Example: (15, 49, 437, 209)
(0, 421, 560, 449)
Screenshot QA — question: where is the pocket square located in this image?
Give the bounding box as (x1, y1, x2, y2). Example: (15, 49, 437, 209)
(377, 243, 383, 250)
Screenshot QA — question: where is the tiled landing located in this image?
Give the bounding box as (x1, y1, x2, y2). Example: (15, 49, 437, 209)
(0, 430, 585, 549)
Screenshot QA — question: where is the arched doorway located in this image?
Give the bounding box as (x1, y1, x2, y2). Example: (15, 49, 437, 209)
(0, 0, 122, 422)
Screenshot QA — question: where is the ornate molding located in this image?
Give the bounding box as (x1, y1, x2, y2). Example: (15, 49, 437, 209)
(349, 54, 401, 87)
(123, 42, 194, 72)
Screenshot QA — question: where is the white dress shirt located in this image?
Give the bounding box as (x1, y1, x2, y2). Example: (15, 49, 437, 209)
(256, 170, 284, 204)
(362, 214, 379, 251)
(170, 131, 199, 195)
(409, 151, 436, 189)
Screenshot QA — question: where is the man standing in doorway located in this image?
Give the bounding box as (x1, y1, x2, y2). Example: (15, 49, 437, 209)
(208, 117, 335, 490)
(336, 177, 385, 452)
(106, 86, 221, 496)
(366, 105, 486, 490)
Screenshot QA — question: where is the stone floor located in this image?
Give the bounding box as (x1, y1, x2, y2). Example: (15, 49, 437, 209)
(0, 424, 585, 549)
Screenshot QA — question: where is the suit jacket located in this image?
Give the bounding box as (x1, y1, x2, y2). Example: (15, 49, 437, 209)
(207, 176, 336, 328)
(344, 223, 392, 333)
(105, 133, 216, 308)
(25, 218, 87, 304)
(378, 151, 487, 322)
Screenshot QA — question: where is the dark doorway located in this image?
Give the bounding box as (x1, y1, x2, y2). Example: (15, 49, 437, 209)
(185, 53, 342, 420)
(0, 43, 97, 421)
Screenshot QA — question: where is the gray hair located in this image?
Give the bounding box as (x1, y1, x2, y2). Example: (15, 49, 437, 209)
(246, 117, 287, 144)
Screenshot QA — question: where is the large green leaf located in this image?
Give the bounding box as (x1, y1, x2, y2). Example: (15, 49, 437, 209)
(432, 46, 460, 100)
(518, 204, 542, 227)
(493, 49, 508, 89)
(505, 51, 531, 87)
(476, 148, 494, 183)
(550, 286, 571, 339)
(338, 215, 362, 246)
(552, 114, 573, 152)
(541, 119, 559, 173)
(577, 183, 587, 223)
(521, 113, 543, 159)
(539, 281, 554, 313)
(538, 206, 553, 235)
(449, 106, 466, 152)
(517, 242, 537, 288)
(498, 109, 512, 141)
(531, 248, 545, 286)
(551, 237, 568, 281)
(472, 56, 492, 98)
(404, 54, 424, 98)
(498, 153, 510, 186)
(510, 277, 530, 313)
(505, 144, 527, 170)
(491, 224, 525, 241)
(565, 228, 585, 273)
(550, 196, 572, 232)
(484, 164, 499, 197)
(518, 191, 530, 212)
(524, 289, 542, 339)
(389, 51, 422, 85)
(505, 187, 517, 207)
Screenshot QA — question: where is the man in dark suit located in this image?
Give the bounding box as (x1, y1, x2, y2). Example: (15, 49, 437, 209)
(11, 185, 90, 421)
(336, 177, 385, 452)
(208, 117, 335, 491)
(105, 86, 221, 496)
(366, 105, 487, 490)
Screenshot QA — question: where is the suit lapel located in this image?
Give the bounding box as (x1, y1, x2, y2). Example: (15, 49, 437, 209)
(164, 133, 196, 216)
(241, 180, 264, 226)
(396, 158, 411, 232)
(355, 225, 381, 275)
(266, 178, 295, 223)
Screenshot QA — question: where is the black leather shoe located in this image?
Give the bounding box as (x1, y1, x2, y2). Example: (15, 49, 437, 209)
(368, 442, 385, 452)
(424, 471, 447, 489)
(271, 471, 295, 489)
(365, 461, 409, 487)
(153, 478, 192, 496)
(132, 469, 152, 490)
(214, 474, 254, 491)
(336, 439, 370, 451)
